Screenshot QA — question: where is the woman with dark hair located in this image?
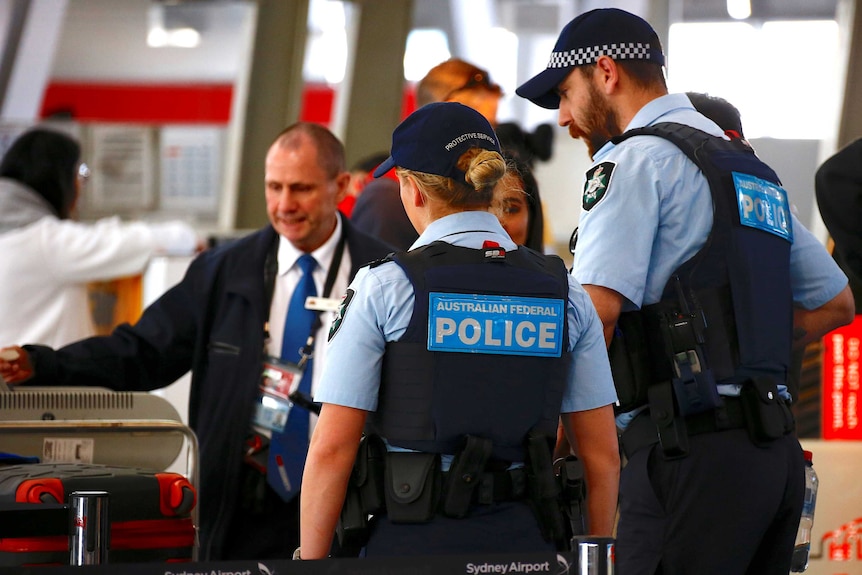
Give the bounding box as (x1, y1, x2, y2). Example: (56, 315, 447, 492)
(0, 127, 199, 348)
(492, 153, 546, 251)
(0, 128, 81, 219)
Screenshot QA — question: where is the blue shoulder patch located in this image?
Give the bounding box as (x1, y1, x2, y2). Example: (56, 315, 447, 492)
(733, 172, 793, 242)
(427, 292, 564, 357)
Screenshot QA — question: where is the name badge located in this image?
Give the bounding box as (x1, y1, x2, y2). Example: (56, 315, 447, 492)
(733, 172, 793, 242)
(305, 296, 341, 312)
(252, 356, 304, 433)
(427, 292, 564, 357)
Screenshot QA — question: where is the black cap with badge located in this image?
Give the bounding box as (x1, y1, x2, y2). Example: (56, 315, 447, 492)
(516, 8, 665, 110)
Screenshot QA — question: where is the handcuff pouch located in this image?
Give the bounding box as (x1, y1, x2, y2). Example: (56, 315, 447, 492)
(740, 376, 794, 444)
(383, 452, 441, 524)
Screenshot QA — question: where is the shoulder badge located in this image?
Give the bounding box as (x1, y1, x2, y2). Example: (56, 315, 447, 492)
(583, 161, 616, 211)
(328, 288, 355, 341)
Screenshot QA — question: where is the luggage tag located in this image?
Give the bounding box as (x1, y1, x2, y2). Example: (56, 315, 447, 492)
(252, 356, 306, 434)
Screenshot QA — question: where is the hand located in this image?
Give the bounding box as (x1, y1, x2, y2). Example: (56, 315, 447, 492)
(0, 346, 34, 384)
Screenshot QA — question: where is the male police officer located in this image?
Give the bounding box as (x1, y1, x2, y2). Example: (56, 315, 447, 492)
(517, 8, 854, 575)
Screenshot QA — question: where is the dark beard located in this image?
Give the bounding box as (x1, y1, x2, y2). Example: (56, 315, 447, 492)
(580, 82, 622, 158)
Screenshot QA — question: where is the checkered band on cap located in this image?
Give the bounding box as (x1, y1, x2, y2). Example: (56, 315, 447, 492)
(547, 42, 654, 68)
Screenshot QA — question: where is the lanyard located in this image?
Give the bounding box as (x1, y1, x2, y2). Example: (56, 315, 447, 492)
(263, 231, 346, 364)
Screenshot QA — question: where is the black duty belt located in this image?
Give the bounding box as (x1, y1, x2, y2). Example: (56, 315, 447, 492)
(444, 467, 527, 505)
(620, 396, 748, 459)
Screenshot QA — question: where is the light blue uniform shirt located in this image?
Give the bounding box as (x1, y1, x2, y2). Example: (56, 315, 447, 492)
(572, 93, 848, 418)
(574, 93, 846, 312)
(316, 210, 618, 414)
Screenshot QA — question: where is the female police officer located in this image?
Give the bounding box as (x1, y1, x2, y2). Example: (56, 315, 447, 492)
(298, 102, 619, 559)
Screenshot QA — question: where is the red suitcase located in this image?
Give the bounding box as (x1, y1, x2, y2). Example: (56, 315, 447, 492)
(0, 462, 196, 566)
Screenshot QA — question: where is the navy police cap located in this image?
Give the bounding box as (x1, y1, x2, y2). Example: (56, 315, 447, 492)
(516, 8, 665, 110)
(373, 102, 501, 182)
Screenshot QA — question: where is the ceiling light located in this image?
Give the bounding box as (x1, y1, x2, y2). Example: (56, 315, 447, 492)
(727, 0, 752, 20)
(147, 2, 202, 48)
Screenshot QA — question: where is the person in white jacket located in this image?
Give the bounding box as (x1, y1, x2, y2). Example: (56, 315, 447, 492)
(0, 127, 200, 348)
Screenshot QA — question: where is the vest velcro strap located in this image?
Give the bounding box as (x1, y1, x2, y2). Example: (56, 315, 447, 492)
(685, 395, 746, 435)
(476, 467, 527, 505)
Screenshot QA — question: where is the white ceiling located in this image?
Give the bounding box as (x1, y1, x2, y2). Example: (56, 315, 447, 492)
(52, 0, 254, 82)
(48, 0, 841, 84)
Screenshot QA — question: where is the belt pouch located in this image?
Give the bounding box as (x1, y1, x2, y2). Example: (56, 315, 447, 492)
(383, 451, 441, 523)
(355, 434, 385, 514)
(442, 435, 492, 518)
(740, 376, 793, 444)
(648, 382, 689, 458)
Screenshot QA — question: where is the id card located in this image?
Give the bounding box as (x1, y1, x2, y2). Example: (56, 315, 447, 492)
(253, 356, 305, 433)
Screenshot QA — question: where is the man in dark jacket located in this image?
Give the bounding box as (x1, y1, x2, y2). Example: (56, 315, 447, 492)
(0, 122, 393, 561)
(816, 138, 862, 313)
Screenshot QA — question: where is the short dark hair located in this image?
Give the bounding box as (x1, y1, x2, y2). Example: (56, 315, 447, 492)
(0, 128, 80, 219)
(578, 60, 667, 91)
(686, 92, 744, 137)
(351, 151, 390, 174)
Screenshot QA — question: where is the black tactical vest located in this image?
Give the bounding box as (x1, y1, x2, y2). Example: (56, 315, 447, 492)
(609, 123, 793, 412)
(367, 241, 573, 462)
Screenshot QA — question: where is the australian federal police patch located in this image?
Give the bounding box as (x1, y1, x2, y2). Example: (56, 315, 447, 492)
(427, 292, 564, 357)
(583, 161, 615, 211)
(733, 172, 793, 243)
(328, 288, 354, 341)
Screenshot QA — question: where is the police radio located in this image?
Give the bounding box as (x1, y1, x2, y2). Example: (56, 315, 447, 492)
(660, 276, 721, 416)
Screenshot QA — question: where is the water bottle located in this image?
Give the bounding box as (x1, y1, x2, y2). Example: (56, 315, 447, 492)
(791, 450, 818, 572)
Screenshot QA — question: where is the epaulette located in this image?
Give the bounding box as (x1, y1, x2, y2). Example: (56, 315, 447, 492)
(368, 252, 398, 268)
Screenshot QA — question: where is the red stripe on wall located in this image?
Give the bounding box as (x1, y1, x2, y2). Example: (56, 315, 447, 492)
(40, 82, 233, 124)
(300, 84, 335, 125)
(40, 81, 417, 125)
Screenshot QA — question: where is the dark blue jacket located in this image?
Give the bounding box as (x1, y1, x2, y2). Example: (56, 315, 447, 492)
(25, 215, 393, 559)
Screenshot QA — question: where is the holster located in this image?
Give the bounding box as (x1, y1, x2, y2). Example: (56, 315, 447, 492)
(740, 376, 795, 445)
(525, 431, 566, 549)
(441, 435, 492, 518)
(336, 434, 386, 548)
(336, 482, 367, 549)
(355, 434, 386, 513)
(383, 451, 441, 524)
(557, 455, 587, 539)
(608, 311, 652, 413)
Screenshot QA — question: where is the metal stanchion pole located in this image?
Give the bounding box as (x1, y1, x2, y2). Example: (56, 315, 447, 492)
(573, 536, 615, 575)
(69, 491, 110, 565)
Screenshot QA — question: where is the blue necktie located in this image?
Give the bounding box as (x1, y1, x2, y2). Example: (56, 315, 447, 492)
(268, 253, 317, 501)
